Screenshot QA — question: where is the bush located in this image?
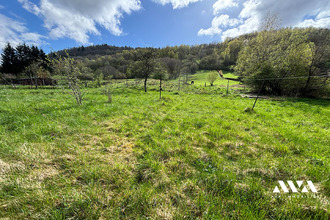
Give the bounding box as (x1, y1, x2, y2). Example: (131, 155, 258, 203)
(207, 71, 218, 86)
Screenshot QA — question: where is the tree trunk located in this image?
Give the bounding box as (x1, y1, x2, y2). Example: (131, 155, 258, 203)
(303, 76, 312, 95)
(35, 78, 38, 89)
(302, 66, 314, 96)
(159, 78, 162, 99)
(29, 75, 33, 89)
(144, 77, 147, 92)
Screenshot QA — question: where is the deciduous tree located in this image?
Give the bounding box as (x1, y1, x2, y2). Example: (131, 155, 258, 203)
(53, 53, 85, 105)
(235, 28, 316, 96)
(207, 71, 218, 86)
(128, 48, 158, 92)
(152, 64, 168, 99)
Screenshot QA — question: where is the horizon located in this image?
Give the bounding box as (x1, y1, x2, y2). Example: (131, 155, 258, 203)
(0, 0, 329, 54)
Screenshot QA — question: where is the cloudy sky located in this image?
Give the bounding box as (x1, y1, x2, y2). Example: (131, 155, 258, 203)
(0, 0, 329, 52)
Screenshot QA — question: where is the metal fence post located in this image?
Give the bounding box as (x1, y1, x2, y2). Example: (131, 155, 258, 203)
(252, 80, 265, 110)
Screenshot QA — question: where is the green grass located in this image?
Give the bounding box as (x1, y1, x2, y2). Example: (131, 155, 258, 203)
(0, 71, 329, 219)
(187, 70, 241, 87)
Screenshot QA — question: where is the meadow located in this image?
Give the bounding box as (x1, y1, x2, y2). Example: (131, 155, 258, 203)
(0, 71, 329, 219)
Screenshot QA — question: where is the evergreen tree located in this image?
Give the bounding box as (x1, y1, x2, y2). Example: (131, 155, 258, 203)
(16, 43, 32, 73)
(1, 43, 18, 75)
(1, 43, 52, 77)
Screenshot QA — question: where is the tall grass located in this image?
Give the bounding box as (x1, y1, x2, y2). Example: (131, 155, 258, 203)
(0, 72, 329, 219)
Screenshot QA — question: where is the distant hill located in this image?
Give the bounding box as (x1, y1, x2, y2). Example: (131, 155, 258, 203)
(45, 28, 329, 86)
(49, 44, 135, 58)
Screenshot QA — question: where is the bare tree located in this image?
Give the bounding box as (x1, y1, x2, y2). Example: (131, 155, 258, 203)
(153, 64, 168, 99)
(261, 12, 280, 31)
(23, 60, 48, 89)
(102, 83, 113, 103)
(53, 53, 85, 105)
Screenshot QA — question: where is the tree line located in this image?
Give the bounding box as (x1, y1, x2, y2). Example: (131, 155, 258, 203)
(1, 43, 52, 78)
(235, 28, 329, 97)
(1, 27, 329, 97)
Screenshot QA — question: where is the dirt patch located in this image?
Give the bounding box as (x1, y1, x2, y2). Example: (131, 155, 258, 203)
(29, 166, 59, 181)
(0, 158, 25, 183)
(0, 159, 11, 175)
(106, 139, 135, 155)
(60, 154, 75, 161)
(156, 206, 174, 220)
(234, 182, 250, 192)
(240, 168, 275, 180)
(11, 166, 60, 189)
(0, 159, 11, 183)
(242, 168, 269, 176)
(101, 116, 131, 130)
(221, 141, 245, 149)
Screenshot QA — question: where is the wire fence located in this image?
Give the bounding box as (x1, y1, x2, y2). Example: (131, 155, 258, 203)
(233, 75, 329, 110)
(247, 75, 329, 81)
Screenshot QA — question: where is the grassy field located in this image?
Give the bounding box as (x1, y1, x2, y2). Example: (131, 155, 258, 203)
(0, 71, 329, 219)
(189, 70, 239, 86)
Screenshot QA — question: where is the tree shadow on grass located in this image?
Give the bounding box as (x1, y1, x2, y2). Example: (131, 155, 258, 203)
(288, 97, 330, 107)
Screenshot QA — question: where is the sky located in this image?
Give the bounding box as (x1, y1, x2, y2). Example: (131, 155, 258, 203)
(0, 0, 329, 53)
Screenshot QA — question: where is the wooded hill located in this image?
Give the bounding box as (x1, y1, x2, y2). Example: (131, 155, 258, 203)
(50, 27, 329, 78)
(49, 44, 135, 58)
(1, 27, 329, 97)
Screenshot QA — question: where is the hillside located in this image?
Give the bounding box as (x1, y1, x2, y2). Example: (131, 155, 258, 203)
(49, 44, 135, 58)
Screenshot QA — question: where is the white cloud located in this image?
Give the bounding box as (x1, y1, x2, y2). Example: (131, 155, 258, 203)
(213, 0, 238, 15)
(19, 0, 142, 44)
(221, 16, 259, 40)
(18, 0, 203, 44)
(15, 0, 330, 45)
(153, 0, 202, 9)
(316, 9, 330, 19)
(19, 0, 41, 15)
(0, 14, 26, 47)
(297, 7, 330, 28)
(20, 32, 47, 45)
(198, 14, 241, 37)
(198, 26, 222, 36)
(214, 14, 241, 27)
(199, 0, 330, 40)
(0, 13, 46, 49)
(297, 18, 330, 28)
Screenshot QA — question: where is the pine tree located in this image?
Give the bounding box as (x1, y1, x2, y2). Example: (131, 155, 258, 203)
(16, 43, 33, 73)
(1, 43, 52, 77)
(1, 43, 18, 75)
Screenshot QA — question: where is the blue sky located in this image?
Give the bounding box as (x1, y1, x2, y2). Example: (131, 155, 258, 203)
(0, 0, 329, 53)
